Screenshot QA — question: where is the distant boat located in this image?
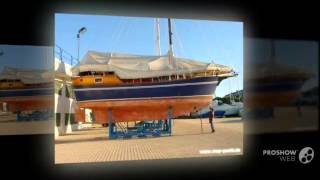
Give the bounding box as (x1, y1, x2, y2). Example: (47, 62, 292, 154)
(198, 100, 243, 118)
(215, 101, 243, 117)
(71, 18, 237, 123)
(245, 40, 315, 108)
(0, 67, 53, 113)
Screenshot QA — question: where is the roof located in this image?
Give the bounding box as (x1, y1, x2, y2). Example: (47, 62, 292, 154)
(71, 51, 235, 79)
(0, 67, 53, 84)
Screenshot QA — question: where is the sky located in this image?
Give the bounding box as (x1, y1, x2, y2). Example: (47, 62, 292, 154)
(247, 38, 318, 73)
(55, 13, 243, 97)
(0, 45, 53, 72)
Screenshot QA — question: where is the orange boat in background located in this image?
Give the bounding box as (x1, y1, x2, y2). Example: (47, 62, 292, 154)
(0, 67, 54, 113)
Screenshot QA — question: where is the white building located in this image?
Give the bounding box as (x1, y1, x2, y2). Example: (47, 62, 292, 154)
(54, 58, 92, 137)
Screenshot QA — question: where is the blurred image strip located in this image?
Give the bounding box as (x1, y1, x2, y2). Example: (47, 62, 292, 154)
(244, 39, 319, 134)
(0, 45, 54, 135)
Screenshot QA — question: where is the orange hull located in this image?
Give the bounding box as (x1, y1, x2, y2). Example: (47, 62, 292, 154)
(245, 91, 299, 108)
(0, 95, 53, 112)
(76, 96, 212, 123)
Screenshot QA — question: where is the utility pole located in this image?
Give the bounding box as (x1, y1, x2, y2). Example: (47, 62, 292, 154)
(77, 27, 87, 64)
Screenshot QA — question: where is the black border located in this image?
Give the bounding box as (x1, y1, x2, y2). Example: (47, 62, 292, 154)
(1, 0, 319, 179)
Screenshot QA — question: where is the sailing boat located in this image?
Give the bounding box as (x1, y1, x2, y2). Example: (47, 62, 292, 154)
(0, 67, 53, 113)
(71, 18, 237, 123)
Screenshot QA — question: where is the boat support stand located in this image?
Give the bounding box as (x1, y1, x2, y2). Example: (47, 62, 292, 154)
(107, 106, 172, 139)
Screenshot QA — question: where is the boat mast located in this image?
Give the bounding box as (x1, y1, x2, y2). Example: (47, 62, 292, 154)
(168, 18, 175, 68)
(155, 18, 161, 56)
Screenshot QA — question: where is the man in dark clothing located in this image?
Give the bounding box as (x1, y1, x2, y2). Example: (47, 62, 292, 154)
(164, 119, 168, 131)
(209, 107, 215, 133)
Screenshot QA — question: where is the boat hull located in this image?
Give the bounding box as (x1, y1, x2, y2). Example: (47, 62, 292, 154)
(73, 77, 218, 123)
(245, 78, 305, 107)
(0, 87, 54, 112)
(77, 95, 213, 123)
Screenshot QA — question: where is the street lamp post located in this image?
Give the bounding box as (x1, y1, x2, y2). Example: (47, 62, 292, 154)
(77, 27, 87, 64)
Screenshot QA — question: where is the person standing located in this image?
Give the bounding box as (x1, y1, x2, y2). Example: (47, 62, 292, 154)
(209, 107, 215, 133)
(2, 102, 7, 112)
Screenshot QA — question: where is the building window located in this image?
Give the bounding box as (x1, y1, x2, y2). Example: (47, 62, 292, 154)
(95, 78, 102, 83)
(90, 112, 95, 122)
(65, 86, 70, 98)
(64, 113, 76, 125)
(70, 114, 75, 124)
(55, 81, 63, 95)
(65, 84, 75, 99)
(65, 113, 69, 126)
(94, 72, 103, 76)
(56, 113, 61, 127)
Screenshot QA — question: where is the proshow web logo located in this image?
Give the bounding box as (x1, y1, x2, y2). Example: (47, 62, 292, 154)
(263, 147, 314, 164)
(299, 147, 314, 164)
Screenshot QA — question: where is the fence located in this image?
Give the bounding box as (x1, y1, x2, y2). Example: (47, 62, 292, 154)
(54, 45, 79, 66)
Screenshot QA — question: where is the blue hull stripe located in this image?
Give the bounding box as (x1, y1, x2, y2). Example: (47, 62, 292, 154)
(0, 88, 54, 98)
(74, 77, 218, 102)
(75, 81, 218, 91)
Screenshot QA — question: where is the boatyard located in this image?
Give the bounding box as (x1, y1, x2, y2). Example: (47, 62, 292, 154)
(55, 117, 243, 163)
(54, 14, 244, 163)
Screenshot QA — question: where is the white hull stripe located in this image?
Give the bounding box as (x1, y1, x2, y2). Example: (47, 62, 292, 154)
(77, 95, 213, 103)
(75, 81, 218, 91)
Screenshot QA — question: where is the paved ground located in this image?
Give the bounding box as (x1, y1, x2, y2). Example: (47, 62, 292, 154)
(0, 115, 54, 135)
(55, 117, 243, 164)
(0, 111, 55, 135)
(245, 106, 318, 134)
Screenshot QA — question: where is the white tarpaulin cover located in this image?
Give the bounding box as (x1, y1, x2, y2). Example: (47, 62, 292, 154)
(72, 51, 234, 79)
(0, 67, 53, 84)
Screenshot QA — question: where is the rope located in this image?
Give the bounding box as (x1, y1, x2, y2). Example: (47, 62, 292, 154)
(112, 19, 126, 52)
(109, 19, 123, 51)
(195, 21, 211, 61)
(110, 18, 128, 52)
(121, 20, 133, 51)
(172, 19, 187, 58)
(154, 18, 157, 54)
(107, 18, 122, 51)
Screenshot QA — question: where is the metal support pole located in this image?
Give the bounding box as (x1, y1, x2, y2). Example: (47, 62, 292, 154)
(167, 106, 173, 136)
(108, 108, 113, 139)
(200, 114, 203, 134)
(77, 36, 80, 63)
